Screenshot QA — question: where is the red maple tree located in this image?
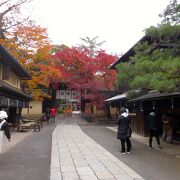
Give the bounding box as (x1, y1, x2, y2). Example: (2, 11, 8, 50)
(53, 47, 117, 108)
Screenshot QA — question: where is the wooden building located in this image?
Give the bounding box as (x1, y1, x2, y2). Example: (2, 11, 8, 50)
(128, 91, 180, 139)
(0, 45, 32, 125)
(108, 35, 180, 139)
(45, 82, 81, 114)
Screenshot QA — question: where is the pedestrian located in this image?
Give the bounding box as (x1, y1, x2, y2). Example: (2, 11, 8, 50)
(0, 110, 11, 142)
(162, 110, 174, 144)
(145, 111, 161, 149)
(45, 107, 51, 124)
(50, 107, 56, 123)
(116, 107, 132, 154)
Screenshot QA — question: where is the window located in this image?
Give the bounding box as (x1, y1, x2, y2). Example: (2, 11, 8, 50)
(2, 65, 9, 80)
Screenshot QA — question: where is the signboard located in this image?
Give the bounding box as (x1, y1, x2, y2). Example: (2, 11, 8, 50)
(66, 90, 71, 100)
(56, 90, 59, 99)
(59, 90, 65, 99)
(56, 90, 81, 102)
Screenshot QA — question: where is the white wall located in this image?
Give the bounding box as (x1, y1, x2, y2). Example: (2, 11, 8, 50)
(22, 100, 42, 115)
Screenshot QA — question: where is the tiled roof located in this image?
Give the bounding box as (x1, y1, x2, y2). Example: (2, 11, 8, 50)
(128, 92, 180, 102)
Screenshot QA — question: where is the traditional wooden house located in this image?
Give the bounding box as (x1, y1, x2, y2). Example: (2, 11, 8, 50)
(128, 91, 180, 139)
(107, 35, 180, 140)
(0, 45, 32, 125)
(47, 81, 116, 119)
(45, 82, 81, 114)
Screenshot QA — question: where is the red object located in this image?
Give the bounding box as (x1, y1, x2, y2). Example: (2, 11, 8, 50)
(50, 108, 56, 115)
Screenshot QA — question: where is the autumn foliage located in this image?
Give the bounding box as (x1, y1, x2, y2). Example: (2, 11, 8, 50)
(0, 19, 117, 104)
(0, 23, 62, 99)
(53, 47, 117, 107)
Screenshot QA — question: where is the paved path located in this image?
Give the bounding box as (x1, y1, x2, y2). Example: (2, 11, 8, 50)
(50, 123, 144, 180)
(106, 127, 180, 157)
(81, 125, 180, 180)
(0, 124, 55, 180)
(1, 114, 179, 180)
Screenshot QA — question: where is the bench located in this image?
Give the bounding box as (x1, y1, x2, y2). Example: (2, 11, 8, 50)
(18, 119, 41, 132)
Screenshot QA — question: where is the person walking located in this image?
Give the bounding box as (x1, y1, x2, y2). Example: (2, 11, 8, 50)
(116, 107, 132, 154)
(162, 111, 174, 143)
(146, 111, 161, 149)
(50, 107, 56, 123)
(0, 110, 11, 142)
(45, 107, 51, 124)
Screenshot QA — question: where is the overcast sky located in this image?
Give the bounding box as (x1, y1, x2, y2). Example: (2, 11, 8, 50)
(30, 0, 171, 55)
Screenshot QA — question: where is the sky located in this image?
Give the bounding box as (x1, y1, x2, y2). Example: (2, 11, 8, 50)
(30, 0, 171, 55)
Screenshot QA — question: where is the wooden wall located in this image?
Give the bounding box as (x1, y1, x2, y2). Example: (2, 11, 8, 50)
(130, 111, 147, 136)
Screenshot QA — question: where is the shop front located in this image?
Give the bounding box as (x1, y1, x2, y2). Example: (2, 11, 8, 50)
(0, 80, 32, 126)
(128, 92, 180, 140)
(0, 45, 32, 126)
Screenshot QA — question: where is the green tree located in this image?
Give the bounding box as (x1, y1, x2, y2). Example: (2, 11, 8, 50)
(159, 0, 180, 25)
(78, 36, 106, 57)
(116, 0, 180, 97)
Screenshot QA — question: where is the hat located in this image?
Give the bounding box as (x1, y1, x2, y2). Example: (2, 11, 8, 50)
(0, 110, 8, 119)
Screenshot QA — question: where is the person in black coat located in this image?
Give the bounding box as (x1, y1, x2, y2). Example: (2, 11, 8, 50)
(145, 111, 161, 149)
(117, 107, 132, 154)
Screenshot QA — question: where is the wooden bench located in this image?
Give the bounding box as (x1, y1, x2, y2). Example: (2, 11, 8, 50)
(18, 122, 35, 131)
(24, 118, 43, 128)
(18, 119, 41, 132)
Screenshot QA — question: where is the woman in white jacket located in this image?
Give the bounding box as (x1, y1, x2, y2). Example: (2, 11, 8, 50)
(0, 110, 11, 142)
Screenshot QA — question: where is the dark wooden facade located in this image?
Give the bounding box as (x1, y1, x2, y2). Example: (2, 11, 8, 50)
(130, 111, 147, 136)
(0, 45, 32, 124)
(128, 92, 180, 140)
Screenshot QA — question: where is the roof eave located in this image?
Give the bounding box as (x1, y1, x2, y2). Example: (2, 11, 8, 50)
(0, 80, 32, 101)
(0, 45, 31, 80)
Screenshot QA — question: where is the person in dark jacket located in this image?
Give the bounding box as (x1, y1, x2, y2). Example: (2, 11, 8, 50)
(117, 107, 131, 154)
(45, 107, 51, 124)
(0, 110, 11, 142)
(145, 111, 161, 149)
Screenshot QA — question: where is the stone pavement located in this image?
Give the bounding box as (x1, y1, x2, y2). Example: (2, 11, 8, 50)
(50, 124, 145, 180)
(107, 127, 180, 158)
(1, 130, 32, 153)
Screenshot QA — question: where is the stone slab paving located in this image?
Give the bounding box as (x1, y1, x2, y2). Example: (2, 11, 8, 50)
(50, 124, 145, 180)
(1, 130, 32, 153)
(106, 127, 180, 157)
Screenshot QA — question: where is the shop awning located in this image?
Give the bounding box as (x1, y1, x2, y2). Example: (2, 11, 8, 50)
(0, 96, 28, 108)
(104, 93, 127, 102)
(0, 96, 8, 106)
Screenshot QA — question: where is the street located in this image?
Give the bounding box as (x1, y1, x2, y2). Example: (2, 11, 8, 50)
(0, 124, 55, 180)
(0, 115, 180, 180)
(80, 125, 180, 180)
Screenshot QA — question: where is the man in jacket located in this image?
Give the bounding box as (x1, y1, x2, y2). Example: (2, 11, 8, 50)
(117, 107, 131, 154)
(146, 111, 161, 149)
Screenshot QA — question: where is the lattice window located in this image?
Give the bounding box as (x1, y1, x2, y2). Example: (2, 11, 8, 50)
(2, 65, 9, 80)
